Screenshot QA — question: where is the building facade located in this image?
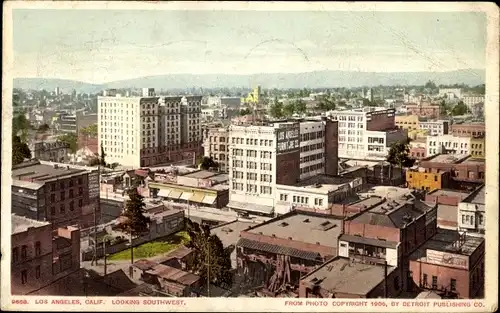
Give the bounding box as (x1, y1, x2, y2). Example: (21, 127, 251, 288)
(98, 88, 203, 168)
(470, 137, 485, 158)
(203, 127, 230, 172)
(426, 135, 472, 157)
(29, 140, 70, 163)
(406, 103, 441, 119)
(450, 123, 485, 138)
(462, 95, 485, 110)
(395, 115, 419, 131)
(457, 186, 485, 235)
(419, 120, 450, 136)
(406, 169, 450, 192)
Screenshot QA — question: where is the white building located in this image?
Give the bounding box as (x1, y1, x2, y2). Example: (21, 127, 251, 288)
(326, 107, 406, 160)
(419, 120, 450, 136)
(458, 186, 485, 235)
(438, 88, 462, 99)
(462, 95, 485, 110)
(201, 108, 222, 120)
(426, 134, 471, 157)
(98, 88, 202, 168)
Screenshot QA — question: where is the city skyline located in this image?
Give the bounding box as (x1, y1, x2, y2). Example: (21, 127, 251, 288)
(13, 9, 486, 84)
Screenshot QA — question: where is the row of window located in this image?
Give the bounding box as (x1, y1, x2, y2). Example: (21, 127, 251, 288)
(339, 129, 364, 136)
(339, 122, 363, 128)
(231, 183, 273, 194)
(300, 162, 323, 174)
(339, 136, 363, 143)
(12, 242, 41, 263)
(50, 187, 84, 201)
(232, 137, 274, 147)
(232, 171, 273, 182)
(300, 152, 324, 164)
(331, 115, 364, 122)
(50, 199, 83, 215)
(300, 130, 324, 142)
(300, 142, 324, 153)
(461, 214, 484, 225)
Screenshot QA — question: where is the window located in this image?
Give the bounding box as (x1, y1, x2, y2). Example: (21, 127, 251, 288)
(79, 187, 83, 195)
(21, 270, 27, 284)
(432, 276, 438, 289)
(21, 245, 27, 259)
(35, 242, 41, 256)
(69, 201, 74, 211)
(12, 247, 19, 263)
(60, 191, 65, 201)
(394, 276, 400, 290)
(36, 266, 41, 279)
(51, 194, 55, 202)
(78, 199, 83, 207)
(450, 278, 456, 292)
(69, 189, 74, 198)
(434, 175, 438, 182)
(422, 273, 428, 287)
(60, 204, 65, 214)
(60, 182, 65, 189)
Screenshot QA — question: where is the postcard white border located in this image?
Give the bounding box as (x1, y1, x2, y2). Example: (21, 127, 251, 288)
(2, 1, 498, 312)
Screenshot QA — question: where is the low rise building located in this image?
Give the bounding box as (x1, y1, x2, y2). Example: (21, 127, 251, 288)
(424, 189, 472, 230)
(408, 138, 427, 159)
(426, 135, 471, 156)
(457, 185, 485, 235)
(450, 123, 485, 138)
(11, 215, 81, 295)
(395, 115, 419, 131)
(462, 95, 485, 110)
(418, 120, 450, 136)
(299, 257, 400, 298)
(29, 140, 70, 163)
(470, 137, 485, 158)
(408, 228, 484, 299)
(406, 103, 441, 119)
(236, 210, 343, 293)
(406, 168, 450, 192)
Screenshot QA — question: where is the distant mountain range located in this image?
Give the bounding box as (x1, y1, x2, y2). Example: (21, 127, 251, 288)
(14, 69, 485, 93)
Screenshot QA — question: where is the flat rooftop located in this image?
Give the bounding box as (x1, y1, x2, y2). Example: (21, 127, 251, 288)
(428, 189, 470, 199)
(12, 179, 44, 190)
(358, 186, 415, 200)
(181, 170, 219, 179)
(350, 198, 433, 228)
(301, 257, 396, 296)
(12, 214, 50, 234)
(211, 220, 256, 249)
(294, 175, 356, 191)
(459, 156, 485, 165)
(246, 212, 342, 247)
(12, 160, 87, 182)
(410, 228, 484, 259)
(463, 186, 485, 204)
(426, 154, 469, 164)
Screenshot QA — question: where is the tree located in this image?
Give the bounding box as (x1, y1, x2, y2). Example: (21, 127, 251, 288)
(239, 108, 252, 116)
(199, 156, 219, 170)
(80, 124, 98, 137)
(452, 101, 469, 116)
(13, 114, 31, 142)
(12, 135, 32, 165)
(118, 188, 151, 264)
(316, 95, 336, 111)
(269, 97, 284, 119)
(58, 133, 78, 153)
(283, 101, 295, 117)
(185, 219, 232, 290)
(424, 80, 437, 90)
(386, 138, 416, 183)
(294, 99, 307, 115)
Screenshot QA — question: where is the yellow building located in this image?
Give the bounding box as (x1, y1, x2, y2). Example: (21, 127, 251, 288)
(406, 169, 450, 192)
(408, 129, 429, 140)
(470, 137, 485, 158)
(241, 86, 261, 105)
(395, 115, 419, 131)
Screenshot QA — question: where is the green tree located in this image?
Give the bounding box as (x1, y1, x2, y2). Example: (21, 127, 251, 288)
(199, 156, 219, 170)
(452, 101, 470, 116)
(294, 99, 307, 114)
(185, 219, 233, 290)
(239, 108, 252, 116)
(80, 124, 98, 137)
(13, 114, 31, 142)
(58, 133, 78, 153)
(12, 135, 32, 165)
(119, 188, 151, 264)
(386, 138, 416, 182)
(424, 80, 437, 90)
(316, 96, 336, 111)
(283, 101, 295, 117)
(269, 97, 284, 118)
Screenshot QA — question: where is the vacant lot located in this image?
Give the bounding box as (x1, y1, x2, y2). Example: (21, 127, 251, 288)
(107, 231, 190, 261)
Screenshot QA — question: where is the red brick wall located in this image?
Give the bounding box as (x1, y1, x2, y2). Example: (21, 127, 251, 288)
(275, 150, 301, 185)
(239, 231, 337, 258)
(409, 147, 427, 159)
(324, 120, 339, 176)
(366, 112, 395, 131)
(343, 221, 401, 242)
(409, 260, 471, 298)
(406, 105, 440, 119)
(451, 124, 485, 138)
(425, 194, 463, 206)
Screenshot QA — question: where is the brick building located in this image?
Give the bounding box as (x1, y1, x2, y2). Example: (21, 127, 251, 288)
(11, 160, 94, 229)
(406, 168, 451, 191)
(340, 196, 438, 291)
(450, 123, 485, 138)
(408, 228, 485, 299)
(406, 103, 441, 119)
(424, 189, 472, 230)
(11, 214, 81, 295)
(236, 210, 343, 294)
(419, 154, 485, 190)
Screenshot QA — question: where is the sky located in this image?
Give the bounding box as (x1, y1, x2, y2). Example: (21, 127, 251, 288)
(12, 9, 487, 84)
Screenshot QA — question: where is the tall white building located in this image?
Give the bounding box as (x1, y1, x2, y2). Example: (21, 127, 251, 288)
(462, 95, 485, 110)
(326, 107, 406, 160)
(98, 88, 202, 168)
(426, 134, 472, 157)
(419, 120, 450, 136)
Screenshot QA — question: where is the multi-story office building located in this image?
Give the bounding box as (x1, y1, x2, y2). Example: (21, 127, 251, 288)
(226, 119, 339, 215)
(11, 160, 92, 229)
(426, 135, 472, 156)
(419, 120, 450, 136)
(203, 127, 230, 172)
(98, 88, 202, 168)
(59, 114, 77, 134)
(327, 107, 406, 160)
(11, 214, 81, 295)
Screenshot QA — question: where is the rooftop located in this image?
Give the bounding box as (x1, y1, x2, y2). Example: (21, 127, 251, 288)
(410, 228, 484, 259)
(301, 257, 396, 296)
(358, 186, 416, 200)
(428, 189, 471, 199)
(146, 264, 200, 286)
(463, 185, 485, 204)
(12, 214, 50, 234)
(246, 212, 342, 247)
(426, 154, 470, 164)
(182, 170, 219, 180)
(459, 156, 485, 166)
(293, 175, 357, 192)
(12, 179, 44, 190)
(350, 198, 433, 228)
(211, 220, 255, 249)
(12, 160, 87, 182)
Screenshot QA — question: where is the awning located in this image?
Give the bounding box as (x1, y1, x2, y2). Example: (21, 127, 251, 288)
(179, 192, 192, 201)
(189, 192, 206, 203)
(157, 189, 172, 198)
(227, 201, 274, 215)
(201, 195, 217, 205)
(168, 190, 182, 200)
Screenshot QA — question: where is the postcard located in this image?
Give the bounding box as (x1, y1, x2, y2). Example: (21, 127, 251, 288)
(1, 1, 498, 312)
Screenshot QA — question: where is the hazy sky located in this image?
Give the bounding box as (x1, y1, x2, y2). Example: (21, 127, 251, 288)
(12, 10, 487, 84)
